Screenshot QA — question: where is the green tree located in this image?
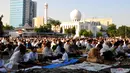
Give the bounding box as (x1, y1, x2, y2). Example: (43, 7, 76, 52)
(64, 27, 76, 35)
(55, 20, 61, 26)
(127, 27, 130, 38)
(79, 30, 92, 37)
(46, 23, 52, 31)
(34, 27, 39, 32)
(34, 24, 52, 33)
(100, 27, 105, 32)
(88, 31, 93, 37)
(117, 25, 129, 38)
(54, 20, 61, 32)
(65, 29, 70, 34)
(79, 29, 86, 36)
(83, 30, 89, 37)
(97, 32, 103, 37)
(3, 24, 14, 30)
(60, 27, 63, 33)
(71, 27, 76, 35)
(107, 24, 117, 37)
(48, 19, 61, 32)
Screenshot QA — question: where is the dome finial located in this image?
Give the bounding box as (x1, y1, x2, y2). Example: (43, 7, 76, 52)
(70, 9, 82, 22)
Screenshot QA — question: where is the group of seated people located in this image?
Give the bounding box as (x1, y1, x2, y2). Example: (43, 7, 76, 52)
(87, 40, 130, 64)
(0, 37, 130, 72)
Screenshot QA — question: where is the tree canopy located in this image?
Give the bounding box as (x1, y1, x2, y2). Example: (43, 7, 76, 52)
(48, 19, 61, 26)
(97, 32, 103, 37)
(107, 24, 117, 37)
(3, 25, 14, 30)
(48, 19, 61, 32)
(117, 25, 130, 38)
(64, 27, 76, 35)
(106, 24, 130, 38)
(34, 19, 61, 33)
(34, 24, 51, 32)
(79, 29, 93, 37)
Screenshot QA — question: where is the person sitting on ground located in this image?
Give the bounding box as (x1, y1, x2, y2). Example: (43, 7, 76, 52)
(86, 39, 93, 53)
(42, 41, 57, 61)
(100, 41, 112, 56)
(37, 41, 46, 53)
(126, 44, 130, 53)
(51, 39, 57, 51)
(123, 40, 130, 53)
(70, 39, 82, 56)
(0, 53, 11, 73)
(64, 40, 71, 53)
(9, 44, 28, 69)
(27, 47, 41, 65)
(115, 40, 127, 59)
(62, 50, 68, 62)
(54, 40, 64, 58)
(13, 41, 22, 53)
(102, 42, 119, 62)
(42, 41, 53, 57)
(64, 40, 79, 57)
(87, 44, 103, 63)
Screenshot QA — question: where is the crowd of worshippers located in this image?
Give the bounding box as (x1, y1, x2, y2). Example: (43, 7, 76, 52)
(0, 37, 130, 72)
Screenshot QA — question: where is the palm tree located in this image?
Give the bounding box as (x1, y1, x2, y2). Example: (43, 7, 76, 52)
(51, 20, 61, 32)
(47, 19, 61, 32)
(54, 20, 61, 32)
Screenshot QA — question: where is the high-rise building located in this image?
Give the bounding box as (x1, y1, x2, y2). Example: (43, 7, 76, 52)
(33, 17, 44, 28)
(31, 1, 37, 19)
(10, 0, 37, 27)
(30, 1, 37, 27)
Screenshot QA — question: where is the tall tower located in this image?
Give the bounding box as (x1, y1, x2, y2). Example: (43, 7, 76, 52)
(30, 1, 37, 27)
(10, 0, 25, 27)
(10, 0, 37, 27)
(44, 3, 48, 24)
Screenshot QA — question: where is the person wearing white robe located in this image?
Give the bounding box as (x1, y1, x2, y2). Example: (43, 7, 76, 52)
(0, 54, 12, 73)
(9, 44, 28, 69)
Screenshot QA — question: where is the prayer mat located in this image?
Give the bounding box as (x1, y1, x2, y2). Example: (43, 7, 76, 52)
(42, 59, 78, 69)
(61, 62, 111, 72)
(111, 68, 130, 73)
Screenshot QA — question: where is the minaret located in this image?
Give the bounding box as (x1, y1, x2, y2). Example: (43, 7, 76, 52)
(44, 3, 48, 24)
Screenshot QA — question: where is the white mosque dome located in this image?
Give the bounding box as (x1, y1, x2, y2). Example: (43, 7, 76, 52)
(70, 9, 82, 21)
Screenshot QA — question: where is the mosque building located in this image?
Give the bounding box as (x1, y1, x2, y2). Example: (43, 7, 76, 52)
(86, 18, 112, 30)
(32, 3, 112, 37)
(60, 9, 101, 37)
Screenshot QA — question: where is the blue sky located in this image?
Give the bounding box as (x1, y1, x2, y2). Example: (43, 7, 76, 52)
(0, 0, 130, 27)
